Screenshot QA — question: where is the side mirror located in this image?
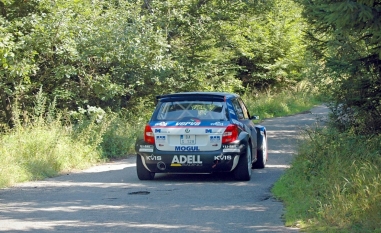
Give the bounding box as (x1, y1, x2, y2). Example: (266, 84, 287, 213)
(250, 115, 260, 120)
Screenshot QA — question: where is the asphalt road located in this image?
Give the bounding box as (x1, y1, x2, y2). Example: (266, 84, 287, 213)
(0, 105, 329, 233)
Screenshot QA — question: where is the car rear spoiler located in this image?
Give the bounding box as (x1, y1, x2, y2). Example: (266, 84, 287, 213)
(156, 93, 230, 103)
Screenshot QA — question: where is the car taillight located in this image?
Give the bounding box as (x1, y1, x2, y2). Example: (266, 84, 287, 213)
(144, 125, 155, 144)
(222, 124, 239, 144)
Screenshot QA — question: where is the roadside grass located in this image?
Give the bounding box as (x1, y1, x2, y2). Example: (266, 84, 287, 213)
(243, 81, 324, 120)
(0, 121, 102, 187)
(99, 100, 154, 158)
(272, 127, 381, 232)
(100, 115, 145, 159)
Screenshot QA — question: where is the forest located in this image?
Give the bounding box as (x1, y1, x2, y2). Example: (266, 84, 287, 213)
(2, 0, 380, 133)
(1, 0, 380, 134)
(0, 0, 307, 128)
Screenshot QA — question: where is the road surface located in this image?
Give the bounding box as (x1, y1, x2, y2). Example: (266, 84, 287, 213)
(0, 105, 329, 232)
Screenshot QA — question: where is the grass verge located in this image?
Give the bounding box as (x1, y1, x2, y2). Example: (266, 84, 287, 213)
(243, 81, 324, 120)
(0, 122, 101, 187)
(272, 127, 381, 232)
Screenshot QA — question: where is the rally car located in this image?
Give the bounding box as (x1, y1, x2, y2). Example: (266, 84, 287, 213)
(135, 92, 267, 181)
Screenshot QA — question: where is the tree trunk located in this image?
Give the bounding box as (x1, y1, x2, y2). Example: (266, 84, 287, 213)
(0, 88, 14, 128)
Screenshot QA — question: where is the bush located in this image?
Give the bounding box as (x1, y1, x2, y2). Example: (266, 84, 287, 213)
(100, 116, 145, 159)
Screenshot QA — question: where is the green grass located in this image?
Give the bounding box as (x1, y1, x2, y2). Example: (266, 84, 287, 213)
(100, 115, 146, 159)
(272, 127, 381, 232)
(0, 113, 146, 188)
(0, 122, 101, 187)
(243, 81, 324, 120)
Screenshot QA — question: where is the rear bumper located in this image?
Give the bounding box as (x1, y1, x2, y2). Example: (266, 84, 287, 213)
(136, 143, 246, 173)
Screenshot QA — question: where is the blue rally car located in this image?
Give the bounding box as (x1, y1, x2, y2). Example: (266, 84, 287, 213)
(135, 92, 267, 181)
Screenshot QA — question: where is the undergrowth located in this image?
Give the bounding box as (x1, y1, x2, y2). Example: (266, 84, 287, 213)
(272, 126, 381, 232)
(243, 81, 324, 120)
(0, 89, 145, 188)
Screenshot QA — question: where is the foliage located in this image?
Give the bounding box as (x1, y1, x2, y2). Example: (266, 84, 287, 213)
(273, 127, 381, 232)
(297, 0, 381, 134)
(143, 0, 244, 93)
(0, 87, 147, 188)
(0, 99, 103, 188)
(0, 122, 101, 187)
(0, 0, 174, 127)
(0, 0, 307, 128)
(234, 0, 307, 89)
(243, 81, 324, 120)
(99, 113, 145, 159)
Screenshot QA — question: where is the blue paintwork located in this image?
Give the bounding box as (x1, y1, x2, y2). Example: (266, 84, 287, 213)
(136, 92, 267, 175)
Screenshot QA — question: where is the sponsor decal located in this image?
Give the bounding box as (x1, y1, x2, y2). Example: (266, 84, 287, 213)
(210, 136, 221, 142)
(175, 146, 200, 151)
(146, 154, 162, 161)
(223, 145, 238, 149)
(214, 155, 232, 160)
(139, 145, 154, 152)
(155, 122, 167, 126)
(222, 144, 240, 152)
(175, 122, 201, 126)
(211, 122, 224, 126)
(156, 135, 166, 141)
(171, 163, 182, 167)
(154, 128, 170, 133)
(171, 155, 202, 167)
(223, 148, 240, 152)
(205, 129, 212, 133)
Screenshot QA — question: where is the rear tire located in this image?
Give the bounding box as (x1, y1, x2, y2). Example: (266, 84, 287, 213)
(136, 155, 155, 180)
(253, 135, 267, 169)
(234, 144, 252, 181)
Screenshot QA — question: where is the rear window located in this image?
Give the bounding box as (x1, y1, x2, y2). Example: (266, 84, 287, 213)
(154, 101, 228, 121)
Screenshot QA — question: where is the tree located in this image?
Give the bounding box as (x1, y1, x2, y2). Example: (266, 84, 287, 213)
(0, 0, 173, 127)
(0, 0, 309, 128)
(298, 0, 381, 134)
(0, 0, 46, 127)
(142, 0, 247, 93)
(232, 0, 307, 89)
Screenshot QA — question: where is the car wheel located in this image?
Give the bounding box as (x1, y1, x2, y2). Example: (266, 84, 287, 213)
(253, 135, 267, 169)
(136, 155, 155, 180)
(234, 144, 252, 181)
